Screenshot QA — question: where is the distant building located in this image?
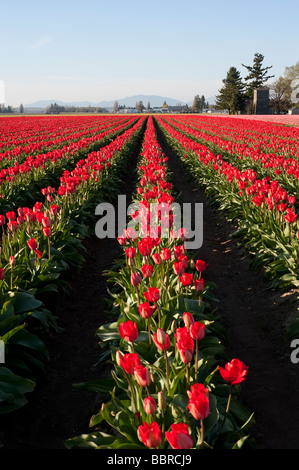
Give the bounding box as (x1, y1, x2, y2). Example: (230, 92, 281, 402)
(168, 105, 186, 113)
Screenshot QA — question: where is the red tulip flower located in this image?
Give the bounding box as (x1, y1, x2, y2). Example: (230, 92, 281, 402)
(125, 247, 136, 258)
(195, 260, 209, 272)
(152, 252, 162, 265)
(143, 396, 156, 415)
(219, 358, 248, 385)
(187, 383, 210, 421)
(119, 320, 138, 342)
(165, 423, 193, 449)
(190, 322, 205, 341)
(138, 301, 156, 319)
(173, 261, 185, 276)
(131, 272, 142, 287)
(138, 238, 152, 257)
(153, 330, 171, 351)
(141, 264, 153, 278)
(119, 353, 141, 375)
(43, 227, 52, 237)
(134, 364, 151, 387)
(144, 287, 160, 303)
(138, 422, 162, 448)
(180, 273, 193, 287)
(160, 247, 171, 261)
(183, 311, 194, 327)
(194, 278, 205, 293)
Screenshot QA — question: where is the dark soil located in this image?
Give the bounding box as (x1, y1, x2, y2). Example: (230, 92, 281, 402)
(1, 120, 299, 450)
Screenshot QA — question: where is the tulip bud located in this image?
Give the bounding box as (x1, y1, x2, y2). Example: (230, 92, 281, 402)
(115, 350, 124, 367)
(158, 391, 167, 411)
(183, 312, 194, 328)
(9, 255, 16, 266)
(131, 272, 142, 287)
(143, 396, 156, 415)
(171, 319, 177, 335)
(157, 328, 167, 346)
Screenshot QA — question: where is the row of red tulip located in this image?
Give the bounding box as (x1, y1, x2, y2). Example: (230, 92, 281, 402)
(0, 116, 147, 413)
(84, 116, 252, 450)
(0, 117, 139, 188)
(0, 115, 128, 154)
(157, 117, 298, 228)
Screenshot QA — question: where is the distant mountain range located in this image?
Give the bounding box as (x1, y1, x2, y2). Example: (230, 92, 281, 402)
(24, 94, 216, 110)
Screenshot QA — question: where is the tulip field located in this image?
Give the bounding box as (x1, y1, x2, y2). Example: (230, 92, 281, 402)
(0, 113, 298, 450)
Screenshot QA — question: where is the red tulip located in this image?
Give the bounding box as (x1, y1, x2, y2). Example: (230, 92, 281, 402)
(143, 396, 156, 415)
(138, 422, 162, 448)
(153, 330, 171, 351)
(152, 252, 161, 265)
(175, 327, 194, 363)
(117, 235, 127, 246)
(119, 320, 138, 342)
(141, 264, 153, 278)
(0, 267, 5, 280)
(180, 273, 193, 287)
(6, 211, 16, 221)
(219, 358, 248, 385)
(144, 287, 160, 302)
(125, 247, 136, 258)
(187, 383, 210, 421)
(119, 353, 141, 375)
(138, 301, 156, 319)
(173, 261, 185, 275)
(194, 278, 205, 293)
(160, 247, 171, 261)
(165, 423, 193, 449)
(183, 312, 194, 327)
(138, 238, 152, 257)
(190, 322, 205, 341)
(195, 260, 209, 272)
(134, 364, 151, 387)
(27, 238, 38, 251)
(131, 272, 142, 287)
(43, 227, 52, 237)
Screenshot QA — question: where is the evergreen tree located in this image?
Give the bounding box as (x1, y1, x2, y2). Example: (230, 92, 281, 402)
(20, 103, 24, 113)
(216, 67, 246, 114)
(242, 53, 274, 99)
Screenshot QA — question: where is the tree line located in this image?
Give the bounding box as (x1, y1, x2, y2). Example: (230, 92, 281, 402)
(215, 53, 299, 115)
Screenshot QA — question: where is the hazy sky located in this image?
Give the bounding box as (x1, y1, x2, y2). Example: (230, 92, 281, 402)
(1, 0, 298, 106)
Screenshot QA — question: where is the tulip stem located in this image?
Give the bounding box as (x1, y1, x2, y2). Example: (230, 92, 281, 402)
(220, 385, 233, 434)
(186, 363, 190, 389)
(200, 420, 204, 448)
(164, 348, 170, 394)
(195, 339, 198, 382)
(148, 318, 151, 344)
(157, 303, 161, 328)
(126, 373, 137, 414)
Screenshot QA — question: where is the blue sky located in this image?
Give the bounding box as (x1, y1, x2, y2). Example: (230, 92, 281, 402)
(1, 0, 298, 106)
